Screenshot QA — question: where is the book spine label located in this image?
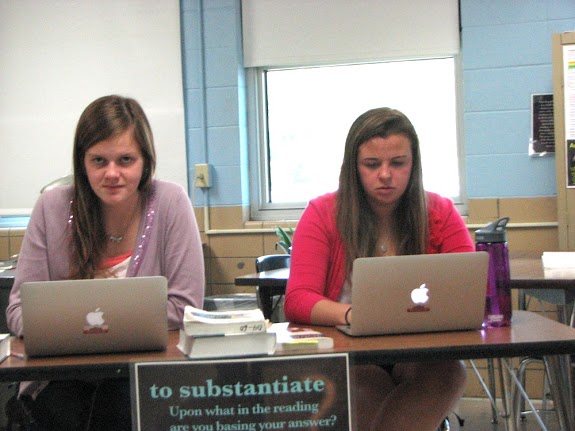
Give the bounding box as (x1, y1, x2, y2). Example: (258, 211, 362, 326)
(184, 321, 267, 336)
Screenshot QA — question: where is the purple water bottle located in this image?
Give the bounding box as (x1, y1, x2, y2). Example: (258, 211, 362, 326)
(475, 217, 512, 327)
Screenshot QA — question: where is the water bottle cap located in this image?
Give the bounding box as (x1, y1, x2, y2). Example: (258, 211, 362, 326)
(475, 217, 509, 243)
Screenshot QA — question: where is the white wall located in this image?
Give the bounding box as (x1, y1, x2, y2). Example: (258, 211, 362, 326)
(0, 0, 187, 214)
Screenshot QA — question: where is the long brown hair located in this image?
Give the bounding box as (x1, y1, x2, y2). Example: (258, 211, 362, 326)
(69, 95, 156, 279)
(336, 108, 428, 276)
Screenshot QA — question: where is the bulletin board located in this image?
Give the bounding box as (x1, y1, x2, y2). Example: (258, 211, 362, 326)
(552, 32, 575, 249)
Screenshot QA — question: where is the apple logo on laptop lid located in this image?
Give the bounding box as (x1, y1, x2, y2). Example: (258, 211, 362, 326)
(407, 283, 430, 312)
(83, 308, 109, 334)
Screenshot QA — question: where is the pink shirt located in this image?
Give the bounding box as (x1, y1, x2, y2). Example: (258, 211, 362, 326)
(284, 191, 474, 324)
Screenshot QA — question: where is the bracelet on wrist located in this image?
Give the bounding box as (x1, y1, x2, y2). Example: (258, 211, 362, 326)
(344, 306, 352, 325)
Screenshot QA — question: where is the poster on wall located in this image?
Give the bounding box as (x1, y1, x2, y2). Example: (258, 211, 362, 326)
(563, 45, 575, 187)
(530, 93, 555, 155)
(568, 140, 575, 187)
(132, 354, 351, 431)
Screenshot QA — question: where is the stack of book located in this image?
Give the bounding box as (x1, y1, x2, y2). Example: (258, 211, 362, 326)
(268, 322, 334, 351)
(177, 306, 276, 359)
(177, 306, 335, 359)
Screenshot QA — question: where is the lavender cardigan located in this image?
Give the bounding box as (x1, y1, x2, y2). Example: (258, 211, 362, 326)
(7, 179, 205, 337)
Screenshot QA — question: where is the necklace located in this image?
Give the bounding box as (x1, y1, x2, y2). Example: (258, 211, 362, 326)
(109, 234, 124, 243)
(377, 219, 395, 256)
(107, 199, 140, 244)
(377, 230, 393, 255)
(379, 243, 388, 254)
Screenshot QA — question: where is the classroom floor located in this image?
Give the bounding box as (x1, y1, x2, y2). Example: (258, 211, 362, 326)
(451, 397, 561, 431)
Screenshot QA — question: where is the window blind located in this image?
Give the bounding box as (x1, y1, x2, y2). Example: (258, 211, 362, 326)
(241, 0, 460, 68)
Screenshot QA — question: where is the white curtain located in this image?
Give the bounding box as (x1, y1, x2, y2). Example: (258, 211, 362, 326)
(242, 0, 460, 68)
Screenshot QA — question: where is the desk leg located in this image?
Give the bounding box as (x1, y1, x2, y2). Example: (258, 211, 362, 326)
(472, 358, 548, 431)
(256, 287, 273, 320)
(518, 290, 526, 312)
(469, 359, 500, 423)
(497, 358, 516, 431)
(544, 354, 575, 431)
(501, 359, 552, 431)
(487, 358, 499, 423)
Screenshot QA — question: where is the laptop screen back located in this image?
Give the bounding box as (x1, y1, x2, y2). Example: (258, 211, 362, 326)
(20, 276, 168, 357)
(337, 252, 489, 336)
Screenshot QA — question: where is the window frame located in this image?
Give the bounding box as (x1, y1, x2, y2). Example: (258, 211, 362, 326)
(247, 56, 468, 222)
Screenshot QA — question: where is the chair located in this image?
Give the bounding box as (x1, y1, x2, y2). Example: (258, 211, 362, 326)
(510, 296, 575, 427)
(40, 174, 73, 193)
(255, 254, 290, 321)
(474, 305, 569, 429)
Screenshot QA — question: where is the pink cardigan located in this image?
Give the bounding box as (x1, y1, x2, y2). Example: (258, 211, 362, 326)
(284, 191, 474, 324)
(7, 180, 205, 337)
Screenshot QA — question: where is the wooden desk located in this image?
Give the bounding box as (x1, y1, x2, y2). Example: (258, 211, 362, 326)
(235, 267, 289, 288)
(236, 258, 575, 430)
(0, 311, 574, 430)
(235, 253, 575, 291)
(236, 253, 575, 322)
(235, 268, 290, 318)
(0, 331, 187, 383)
(510, 252, 575, 323)
(2, 311, 574, 381)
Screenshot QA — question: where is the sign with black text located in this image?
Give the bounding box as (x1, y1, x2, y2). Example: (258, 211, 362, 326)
(131, 354, 351, 431)
(531, 93, 555, 154)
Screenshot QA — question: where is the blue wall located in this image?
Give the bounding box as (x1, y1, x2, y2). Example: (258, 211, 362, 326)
(462, 0, 575, 198)
(181, 0, 247, 208)
(181, 0, 575, 207)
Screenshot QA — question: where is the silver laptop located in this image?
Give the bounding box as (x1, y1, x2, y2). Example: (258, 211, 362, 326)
(20, 276, 169, 357)
(337, 252, 489, 336)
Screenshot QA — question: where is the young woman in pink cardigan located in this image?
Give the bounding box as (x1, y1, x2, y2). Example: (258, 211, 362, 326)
(285, 108, 472, 431)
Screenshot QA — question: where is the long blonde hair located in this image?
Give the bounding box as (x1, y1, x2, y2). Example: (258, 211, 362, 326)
(336, 108, 428, 276)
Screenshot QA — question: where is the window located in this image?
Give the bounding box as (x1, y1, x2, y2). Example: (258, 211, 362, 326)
(249, 57, 464, 221)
